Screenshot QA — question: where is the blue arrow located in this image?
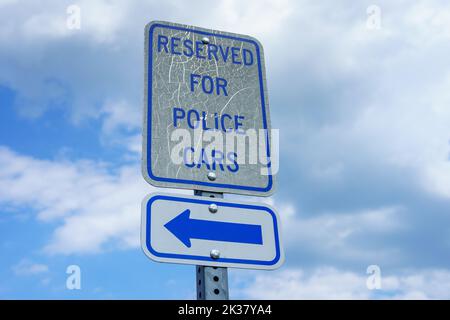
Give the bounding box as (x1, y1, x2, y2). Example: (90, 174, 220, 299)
(164, 209, 263, 248)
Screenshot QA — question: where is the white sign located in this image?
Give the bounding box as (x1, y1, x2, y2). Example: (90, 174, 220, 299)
(142, 21, 276, 196)
(141, 193, 284, 270)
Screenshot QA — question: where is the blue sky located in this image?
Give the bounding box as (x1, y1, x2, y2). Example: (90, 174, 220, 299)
(2, 0, 450, 299)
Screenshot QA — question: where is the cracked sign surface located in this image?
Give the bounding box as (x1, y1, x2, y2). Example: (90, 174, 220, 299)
(143, 21, 275, 196)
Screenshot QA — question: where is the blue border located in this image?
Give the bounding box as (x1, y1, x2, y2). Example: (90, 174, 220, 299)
(146, 23, 273, 193)
(145, 194, 281, 266)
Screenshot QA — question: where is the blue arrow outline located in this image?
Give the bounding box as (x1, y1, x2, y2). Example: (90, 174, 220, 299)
(164, 209, 263, 247)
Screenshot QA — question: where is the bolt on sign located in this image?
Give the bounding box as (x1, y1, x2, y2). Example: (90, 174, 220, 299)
(142, 21, 276, 196)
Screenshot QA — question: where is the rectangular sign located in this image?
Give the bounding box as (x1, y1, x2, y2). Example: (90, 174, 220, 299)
(141, 193, 284, 270)
(142, 21, 275, 196)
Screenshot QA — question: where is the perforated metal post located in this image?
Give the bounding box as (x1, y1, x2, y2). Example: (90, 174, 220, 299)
(194, 190, 229, 300)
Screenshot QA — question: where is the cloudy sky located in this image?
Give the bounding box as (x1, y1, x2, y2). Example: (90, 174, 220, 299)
(1, 0, 450, 299)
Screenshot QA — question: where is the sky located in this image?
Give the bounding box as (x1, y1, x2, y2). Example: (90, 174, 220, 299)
(1, 0, 450, 299)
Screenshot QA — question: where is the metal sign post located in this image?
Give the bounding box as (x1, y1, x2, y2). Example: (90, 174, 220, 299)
(194, 190, 229, 300)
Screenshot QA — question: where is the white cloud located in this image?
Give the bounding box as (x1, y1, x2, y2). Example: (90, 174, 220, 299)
(227, 194, 405, 264)
(42, 165, 148, 254)
(0, 146, 156, 254)
(235, 267, 450, 299)
(1, 0, 296, 43)
(3, 1, 130, 43)
(341, 71, 450, 199)
(0, 0, 16, 8)
(101, 100, 140, 134)
(212, 0, 294, 37)
(235, 1, 450, 206)
(12, 259, 49, 276)
(286, 206, 404, 241)
(76, 0, 130, 44)
(99, 100, 142, 153)
(238, 267, 368, 299)
(21, 11, 69, 39)
(278, 200, 405, 262)
(423, 161, 450, 198)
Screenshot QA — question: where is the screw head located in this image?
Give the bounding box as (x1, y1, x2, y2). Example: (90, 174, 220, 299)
(210, 249, 220, 259)
(201, 37, 210, 44)
(207, 172, 216, 181)
(209, 203, 218, 213)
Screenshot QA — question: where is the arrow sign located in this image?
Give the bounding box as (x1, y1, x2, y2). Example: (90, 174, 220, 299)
(164, 209, 263, 248)
(141, 193, 284, 270)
